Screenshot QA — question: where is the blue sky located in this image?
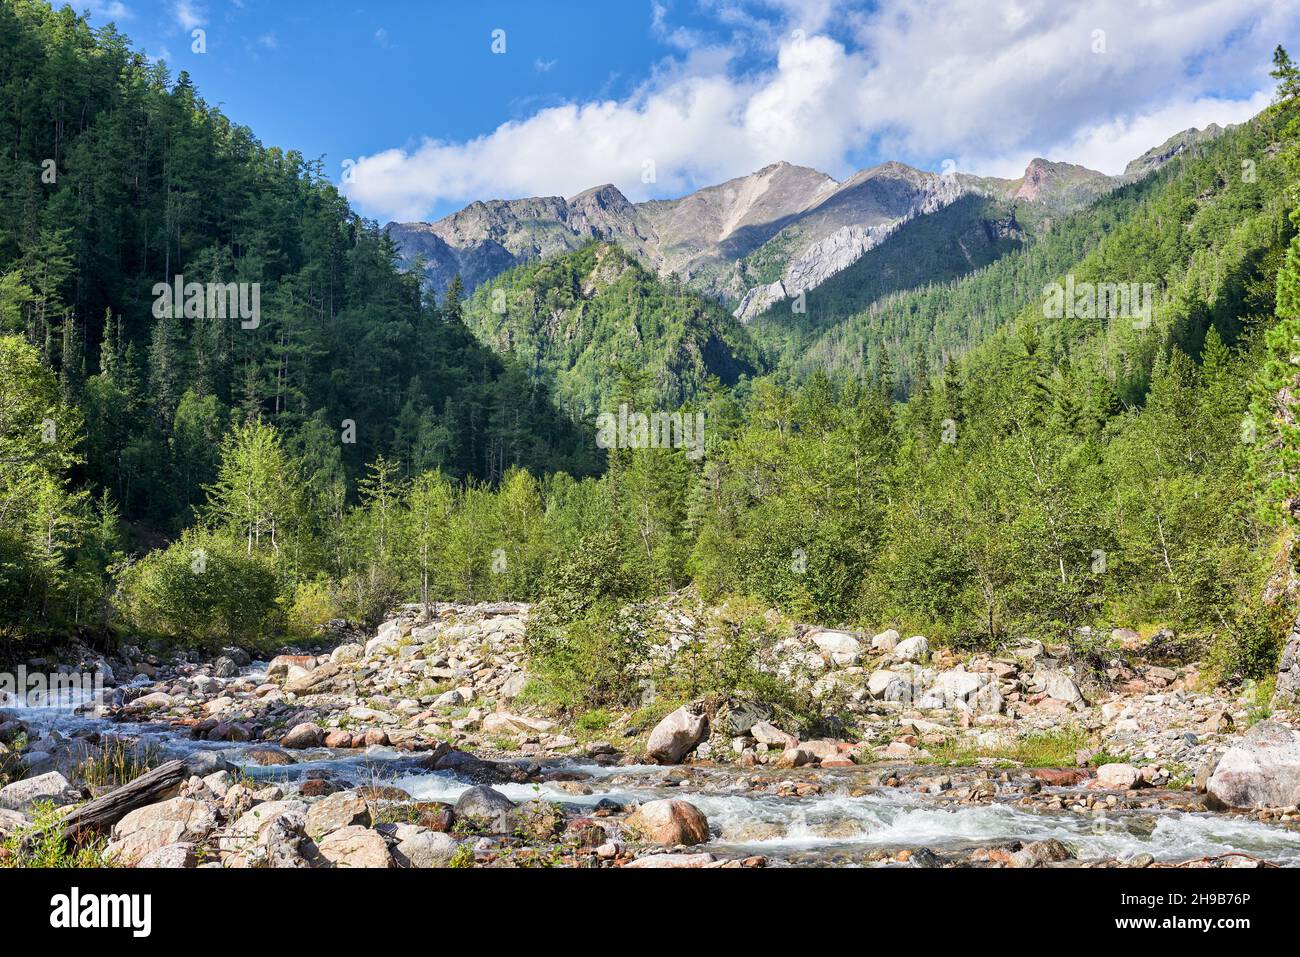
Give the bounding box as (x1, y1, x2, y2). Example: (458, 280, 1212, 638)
(79, 1, 1299, 223)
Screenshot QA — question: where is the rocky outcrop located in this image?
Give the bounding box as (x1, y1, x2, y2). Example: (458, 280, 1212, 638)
(1207, 721, 1300, 810)
(1273, 619, 1300, 709)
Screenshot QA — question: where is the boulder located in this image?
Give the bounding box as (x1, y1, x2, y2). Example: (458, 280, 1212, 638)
(930, 668, 1003, 714)
(284, 662, 341, 695)
(623, 799, 710, 846)
(810, 629, 863, 666)
(1010, 839, 1073, 868)
(136, 842, 198, 868)
(773, 747, 815, 769)
(0, 771, 81, 811)
(280, 722, 323, 749)
(481, 712, 556, 735)
(499, 672, 529, 699)
(212, 656, 239, 679)
(305, 790, 372, 841)
(454, 785, 517, 833)
(749, 721, 797, 750)
(390, 825, 459, 868)
(1039, 670, 1085, 708)
(267, 654, 317, 681)
(868, 669, 909, 701)
(0, 808, 29, 836)
(894, 635, 929, 662)
(1207, 721, 1300, 810)
(330, 643, 364, 665)
(218, 800, 308, 867)
(107, 797, 217, 866)
(871, 629, 900, 652)
(316, 825, 392, 868)
(1274, 623, 1300, 708)
(1094, 763, 1142, 790)
(717, 700, 774, 736)
(646, 707, 709, 764)
(123, 692, 173, 713)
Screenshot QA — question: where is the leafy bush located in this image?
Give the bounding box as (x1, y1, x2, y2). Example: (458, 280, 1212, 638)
(113, 528, 284, 649)
(284, 578, 342, 640)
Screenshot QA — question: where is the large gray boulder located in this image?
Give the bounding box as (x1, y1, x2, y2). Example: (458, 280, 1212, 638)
(1039, 669, 1086, 708)
(389, 825, 460, 867)
(1207, 721, 1300, 810)
(454, 785, 516, 833)
(1274, 624, 1300, 708)
(929, 668, 1002, 714)
(0, 771, 82, 811)
(645, 706, 709, 764)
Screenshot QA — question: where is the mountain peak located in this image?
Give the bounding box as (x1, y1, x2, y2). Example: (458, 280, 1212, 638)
(1123, 124, 1226, 178)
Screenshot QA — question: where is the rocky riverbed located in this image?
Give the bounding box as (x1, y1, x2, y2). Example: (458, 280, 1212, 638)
(2, 601, 1300, 869)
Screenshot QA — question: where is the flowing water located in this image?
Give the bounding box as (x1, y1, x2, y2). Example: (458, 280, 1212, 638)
(10, 663, 1300, 867)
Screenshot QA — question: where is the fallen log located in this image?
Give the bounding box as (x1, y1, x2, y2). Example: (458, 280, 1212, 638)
(21, 759, 188, 852)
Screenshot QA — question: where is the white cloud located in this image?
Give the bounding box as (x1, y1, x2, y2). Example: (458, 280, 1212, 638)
(171, 0, 205, 32)
(82, 1, 132, 19)
(344, 0, 1300, 221)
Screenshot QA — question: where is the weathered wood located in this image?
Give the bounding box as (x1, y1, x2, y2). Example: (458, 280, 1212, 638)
(63, 759, 188, 837)
(21, 759, 188, 851)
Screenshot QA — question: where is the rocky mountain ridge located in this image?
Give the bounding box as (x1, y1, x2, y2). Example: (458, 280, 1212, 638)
(387, 124, 1227, 320)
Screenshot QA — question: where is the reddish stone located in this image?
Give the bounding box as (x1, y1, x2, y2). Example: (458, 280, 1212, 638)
(1032, 768, 1091, 787)
(299, 779, 339, 797)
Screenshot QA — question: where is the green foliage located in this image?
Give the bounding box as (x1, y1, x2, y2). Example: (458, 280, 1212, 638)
(462, 241, 765, 414)
(0, 0, 597, 542)
(113, 527, 285, 648)
(0, 802, 116, 868)
(0, 334, 91, 631)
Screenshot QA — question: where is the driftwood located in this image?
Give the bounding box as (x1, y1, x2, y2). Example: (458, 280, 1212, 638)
(22, 759, 188, 851)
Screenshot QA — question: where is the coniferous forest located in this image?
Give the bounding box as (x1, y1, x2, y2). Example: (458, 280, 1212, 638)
(2, 0, 1299, 696)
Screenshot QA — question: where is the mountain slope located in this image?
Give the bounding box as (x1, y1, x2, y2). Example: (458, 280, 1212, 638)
(460, 242, 766, 415)
(389, 134, 1211, 322)
(769, 112, 1277, 395)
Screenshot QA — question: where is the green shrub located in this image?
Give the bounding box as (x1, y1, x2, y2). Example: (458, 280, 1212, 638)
(284, 578, 342, 640)
(113, 528, 284, 649)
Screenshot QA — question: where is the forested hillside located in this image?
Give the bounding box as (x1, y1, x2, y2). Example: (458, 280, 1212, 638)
(749, 120, 1275, 397)
(3, 0, 1300, 710)
(0, 0, 597, 634)
(0, 0, 597, 517)
(461, 241, 766, 414)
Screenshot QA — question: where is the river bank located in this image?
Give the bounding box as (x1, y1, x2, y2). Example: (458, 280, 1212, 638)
(3, 601, 1300, 868)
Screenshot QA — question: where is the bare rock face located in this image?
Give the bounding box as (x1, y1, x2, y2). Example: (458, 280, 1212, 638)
(646, 707, 709, 764)
(1207, 722, 1300, 810)
(1273, 621, 1300, 709)
(623, 799, 710, 846)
